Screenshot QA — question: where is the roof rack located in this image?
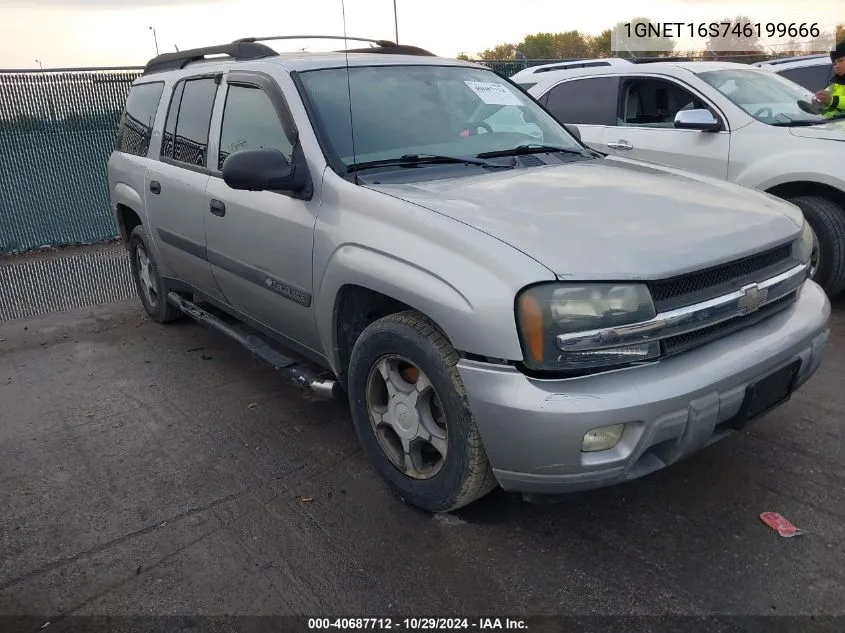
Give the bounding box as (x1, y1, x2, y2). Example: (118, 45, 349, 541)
(142, 41, 279, 75)
(629, 56, 697, 64)
(763, 53, 830, 66)
(235, 35, 435, 56)
(341, 44, 435, 56)
(141, 35, 436, 75)
(235, 35, 396, 46)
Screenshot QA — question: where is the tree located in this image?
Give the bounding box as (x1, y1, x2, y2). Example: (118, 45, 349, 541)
(837, 23, 844, 43)
(591, 29, 612, 57)
(518, 31, 593, 59)
(477, 43, 517, 60)
(705, 16, 763, 59)
(611, 17, 676, 58)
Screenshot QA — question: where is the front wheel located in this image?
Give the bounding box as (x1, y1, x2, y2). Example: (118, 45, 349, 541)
(347, 310, 497, 513)
(789, 195, 845, 297)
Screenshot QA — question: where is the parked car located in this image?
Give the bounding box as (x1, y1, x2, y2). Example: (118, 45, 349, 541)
(509, 58, 634, 89)
(108, 38, 830, 513)
(754, 54, 833, 92)
(528, 60, 845, 296)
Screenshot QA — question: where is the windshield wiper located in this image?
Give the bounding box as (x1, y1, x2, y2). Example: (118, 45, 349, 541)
(476, 144, 588, 159)
(770, 120, 827, 127)
(346, 153, 510, 173)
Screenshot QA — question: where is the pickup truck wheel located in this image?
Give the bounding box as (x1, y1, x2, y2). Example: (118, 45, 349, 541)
(128, 225, 181, 323)
(788, 195, 845, 296)
(347, 310, 497, 513)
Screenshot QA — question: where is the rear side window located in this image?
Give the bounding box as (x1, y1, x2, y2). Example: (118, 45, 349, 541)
(218, 84, 295, 170)
(161, 77, 218, 167)
(116, 82, 164, 157)
(778, 65, 833, 91)
(544, 76, 620, 126)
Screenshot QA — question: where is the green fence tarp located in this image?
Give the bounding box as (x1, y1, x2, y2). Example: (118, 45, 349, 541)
(0, 56, 777, 255)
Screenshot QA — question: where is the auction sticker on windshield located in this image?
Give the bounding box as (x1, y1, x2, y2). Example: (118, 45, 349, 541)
(464, 81, 523, 106)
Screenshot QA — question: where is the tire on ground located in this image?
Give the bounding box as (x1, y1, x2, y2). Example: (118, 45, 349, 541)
(789, 195, 845, 297)
(128, 224, 182, 323)
(346, 310, 498, 513)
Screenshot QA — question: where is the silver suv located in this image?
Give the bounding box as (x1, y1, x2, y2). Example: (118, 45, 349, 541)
(108, 36, 831, 513)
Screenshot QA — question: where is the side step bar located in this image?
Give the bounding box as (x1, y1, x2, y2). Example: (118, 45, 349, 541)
(167, 292, 340, 399)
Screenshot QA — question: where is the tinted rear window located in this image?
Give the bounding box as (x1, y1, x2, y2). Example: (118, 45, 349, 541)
(778, 65, 833, 91)
(116, 82, 164, 157)
(161, 77, 218, 167)
(544, 76, 620, 126)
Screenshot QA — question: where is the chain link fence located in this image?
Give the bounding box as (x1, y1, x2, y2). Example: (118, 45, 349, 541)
(0, 54, 788, 257)
(0, 68, 142, 255)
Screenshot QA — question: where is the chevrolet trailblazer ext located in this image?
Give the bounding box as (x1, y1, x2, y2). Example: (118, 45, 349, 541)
(108, 37, 830, 513)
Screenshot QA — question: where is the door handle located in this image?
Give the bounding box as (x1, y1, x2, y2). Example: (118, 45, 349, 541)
(149, 180, 161, 195)
(607, 140, 633, 150)
(209, 199, 226, 217)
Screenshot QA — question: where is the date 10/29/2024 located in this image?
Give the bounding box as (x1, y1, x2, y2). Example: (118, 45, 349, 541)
(622, 21, 823, 39)
(308, 618, 528, 630)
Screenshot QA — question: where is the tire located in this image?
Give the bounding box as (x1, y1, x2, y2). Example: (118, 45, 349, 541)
(788, 195, 845, 297)
(128, 224, 181, 323)
(347, 310, 497, 513)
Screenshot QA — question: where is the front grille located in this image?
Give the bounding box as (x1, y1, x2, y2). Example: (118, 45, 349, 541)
(661, 291, 798, 357)
(650, 243, 794, 312)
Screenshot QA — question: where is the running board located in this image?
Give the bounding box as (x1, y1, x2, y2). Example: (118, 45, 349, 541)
(166, 292, 339, 399)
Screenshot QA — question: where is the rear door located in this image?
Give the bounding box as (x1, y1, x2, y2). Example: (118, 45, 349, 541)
(144, 74, 222, 298)
(541, 76, 620, 152)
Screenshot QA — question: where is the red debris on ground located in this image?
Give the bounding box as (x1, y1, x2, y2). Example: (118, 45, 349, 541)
(760, 512, 806, 538)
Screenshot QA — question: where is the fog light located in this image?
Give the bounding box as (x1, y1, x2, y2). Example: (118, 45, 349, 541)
(581, 424, 626, 452)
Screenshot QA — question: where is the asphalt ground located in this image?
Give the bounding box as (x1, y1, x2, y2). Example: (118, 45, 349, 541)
(1, 280, 844, 632)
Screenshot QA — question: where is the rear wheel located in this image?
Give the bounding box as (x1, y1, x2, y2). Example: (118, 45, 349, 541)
(347, 310, 497, 513)
(788, 195, 845, 297)
(128, 225, 181, 323)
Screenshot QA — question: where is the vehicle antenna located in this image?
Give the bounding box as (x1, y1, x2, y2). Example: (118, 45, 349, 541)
(341, 0, 358, 183)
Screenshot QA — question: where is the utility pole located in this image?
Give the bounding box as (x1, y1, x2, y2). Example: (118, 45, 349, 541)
(35, 59, 55, 124)
(149, 26, 159, 55)
(393, 0, 399, 44)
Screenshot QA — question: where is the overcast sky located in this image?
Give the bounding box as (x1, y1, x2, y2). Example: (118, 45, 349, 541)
(0, 0, 840, 69)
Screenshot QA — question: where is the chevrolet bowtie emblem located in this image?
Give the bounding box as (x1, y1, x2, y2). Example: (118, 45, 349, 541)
(737, 283, 768, 314)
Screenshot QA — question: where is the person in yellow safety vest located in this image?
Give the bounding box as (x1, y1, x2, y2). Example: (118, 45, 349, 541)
(817, 41, 845, 118)
(798, 41, 845, 118)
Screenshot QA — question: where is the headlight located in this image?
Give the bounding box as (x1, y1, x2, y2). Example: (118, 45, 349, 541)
(516, 283, 660, 372)
(797, 221, 817, 269)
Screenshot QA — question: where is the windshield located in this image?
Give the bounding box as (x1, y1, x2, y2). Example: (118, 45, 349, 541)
(698, 68, 838, 126)
(296, 64, 582, 168)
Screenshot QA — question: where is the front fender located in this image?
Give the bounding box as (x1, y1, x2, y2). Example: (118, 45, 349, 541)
(732, 149, 845, 194)
(312, 175, 556, 375)
(315, 242, 542, 375)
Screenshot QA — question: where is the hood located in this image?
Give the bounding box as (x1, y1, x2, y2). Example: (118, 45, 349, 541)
(789, 119, 845, 142)
(365, 157, 803, 280)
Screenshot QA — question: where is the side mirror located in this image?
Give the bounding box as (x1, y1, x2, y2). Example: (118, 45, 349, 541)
(566, 124, 582, 142)
(222, 148, 306, 193)
(674, 109, 722, 132)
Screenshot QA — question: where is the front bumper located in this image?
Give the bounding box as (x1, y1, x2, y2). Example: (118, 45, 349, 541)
(457, 280, 831, 495)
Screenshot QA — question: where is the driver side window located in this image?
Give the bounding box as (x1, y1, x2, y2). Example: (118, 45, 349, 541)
(218, 84, 294, 171)
(619, 78, 709, 128)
